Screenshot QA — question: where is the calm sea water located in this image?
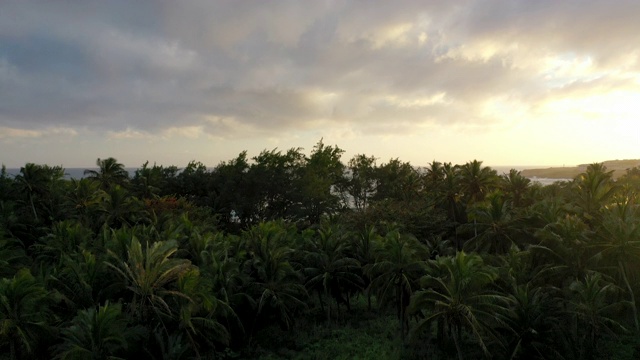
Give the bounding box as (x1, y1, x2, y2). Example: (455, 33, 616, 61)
(3, 168, 138, 180)
(3, 165, 569, 185)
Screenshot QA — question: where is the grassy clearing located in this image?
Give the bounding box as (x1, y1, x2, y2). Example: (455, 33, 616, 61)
(247, 296, 406, 360)
(252, 316, 403, 360)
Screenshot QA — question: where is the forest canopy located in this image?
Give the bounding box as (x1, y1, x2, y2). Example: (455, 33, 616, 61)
(1, 140, 640, 359)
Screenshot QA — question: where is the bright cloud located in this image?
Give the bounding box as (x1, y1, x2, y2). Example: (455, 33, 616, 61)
(1, 0, 639, 167)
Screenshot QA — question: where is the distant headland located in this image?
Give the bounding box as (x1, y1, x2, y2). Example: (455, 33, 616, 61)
(521, 159, 640, 180)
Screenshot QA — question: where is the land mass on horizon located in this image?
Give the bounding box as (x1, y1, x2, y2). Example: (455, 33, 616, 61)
(522, 159, 640, 180)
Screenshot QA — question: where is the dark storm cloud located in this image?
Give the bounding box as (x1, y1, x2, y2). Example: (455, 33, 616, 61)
(1, 0, 638, 137)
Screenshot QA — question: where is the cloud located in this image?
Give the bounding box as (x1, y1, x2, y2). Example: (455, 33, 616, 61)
(1, 0, 639, 141)
(0, 126, 77, 140)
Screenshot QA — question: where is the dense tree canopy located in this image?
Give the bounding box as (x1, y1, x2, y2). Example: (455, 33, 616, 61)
(0, 142, 639, 359)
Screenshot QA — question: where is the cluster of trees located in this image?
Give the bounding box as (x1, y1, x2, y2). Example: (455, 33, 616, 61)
(1, 140, 640, 359)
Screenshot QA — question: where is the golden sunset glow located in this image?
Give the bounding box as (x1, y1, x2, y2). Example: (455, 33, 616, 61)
(1, 1, 639, 168)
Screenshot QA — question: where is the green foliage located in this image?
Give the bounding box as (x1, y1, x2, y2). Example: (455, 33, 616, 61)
(341, 154, 377, 211)
(464, 193, 525, 254)
(84, 158, 129, 191)
(53, 302, 142, 360)
(410, 252, 508, 359)
(1, 149, 640, 359)
(0, 269, 52, 359)
(106, 237, 193, 322)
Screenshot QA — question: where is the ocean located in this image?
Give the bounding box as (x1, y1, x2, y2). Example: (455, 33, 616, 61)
(2, 165, 569, 185)
(2, 168, 138, 180)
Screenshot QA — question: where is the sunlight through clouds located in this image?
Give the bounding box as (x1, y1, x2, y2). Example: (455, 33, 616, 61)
(1, 0, 639, 167)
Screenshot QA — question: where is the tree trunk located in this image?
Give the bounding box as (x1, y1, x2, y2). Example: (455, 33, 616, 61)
(452, 325, 464, 360)
(318, 292, 325, 314)
(10, 338, 16, 360)
(29, 193, 38, 221)
(474, 218, 478, 238)
(400, 285, 405, 341)
(437, 317, 444, 346)
(619, 260, 639, 332)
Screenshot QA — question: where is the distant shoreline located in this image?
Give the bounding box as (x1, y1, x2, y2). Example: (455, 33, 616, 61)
(521, 159, 640, 180)
(4, 159, 638, 182)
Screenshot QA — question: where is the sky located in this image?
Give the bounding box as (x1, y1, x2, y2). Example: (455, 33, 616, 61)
(1, 0, 639, 169)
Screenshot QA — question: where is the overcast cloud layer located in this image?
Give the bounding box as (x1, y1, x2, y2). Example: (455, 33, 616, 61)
(1, 1, 639, 167)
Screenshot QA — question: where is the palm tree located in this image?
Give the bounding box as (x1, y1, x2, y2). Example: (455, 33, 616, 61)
(174, 268, 233, 356)
(438, 162, 464, 249)
(65, 178, 106, 228)
(500, 169, 531, 208)
(48, 249, 115, 316)
(303, 225, 362, 322)
(368, 229, 427, 339)
(571, 163, 618, 228)
(424, 160, 445, 193)
(132, 161, 164, 199)
(99, 185, 146, 228)
(353, 225, 381, 311)
(14, 163, 65, 223)
(593, 203, 640, 332)
(530, 215, 597, 288)
(464, 193, 524, 254)
(242, 222, 307, 338)
(566, 273, 628, 359)
(85, 157, 130, 191)
(459, 160, 498, 206)
(202, 236, 249, 342)
(0, 234, 30, 278)
(459, 160, 498, 239)
(32, 220, 92, 268)
(0, 269, 52, 360)
(54, 302, 143, 360)
(106, 237, 193, 324)
(410, 252, 508, 360)
(501, 283, 565, 360)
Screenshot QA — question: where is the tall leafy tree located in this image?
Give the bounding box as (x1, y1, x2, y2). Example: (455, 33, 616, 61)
(566, 273, 628, 359)
(368, 229, 427, 338)
(299, 140, 345, 224)
(54, 302, 142, 360)
(13, 163, 65, 224)
(531, 215, 596, 288)
(131, 161, 168, 199)
(249, 148, 305, 221)
(48, 249, 115, 316)
(106, 237, 193, 324)
(500, 169, 532, 208)
(594, 202, 640, 332)
(464, 193, 524, 254)
(210, 152, 253, 227)
(353, 225, 381, 311)
(571, 163, 618, 228)
(374, 158, 421, 202)
(410, 252, 507, 360)
(303, 224, 362, 322)
(65, 178, 106, 229)
(243, 222, 307, 337)
(85, 158, 130, 191)
(424, 160, 446, 194)
(174, 268, 232, 355)
(0, 235, 30, 278)
(500, 283, 564, 360)
(0, 269, 52, 360)
(459, 160, 498, 205)
(341, 154, 378, 211)
(99, 186, 146, 229)
(459, 160, 498, 237)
